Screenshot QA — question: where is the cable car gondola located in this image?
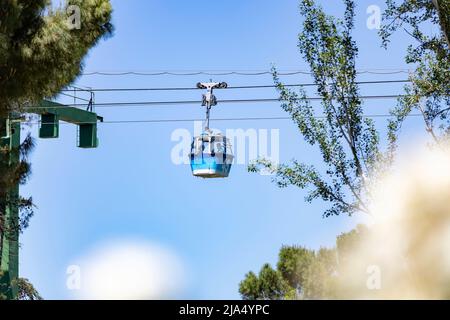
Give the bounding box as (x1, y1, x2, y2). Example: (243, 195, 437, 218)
(190, 131, 233, 178)
(190, 82, 234, 178)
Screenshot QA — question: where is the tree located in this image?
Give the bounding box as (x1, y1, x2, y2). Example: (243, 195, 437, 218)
(15, 278, 43, 300)
(0, 0, 113, 114)
(335, 224, 368, 264)
(239, 227, 365, 300)
(0, 0, 113, 299)
(239, 264, 290, 300)
(431, 0, 450, 46)
(239, 271, 261, 300)
(242, 0, 449, 300)
(277, 246, 314, 294)
(380, 0, 450, 146)
(302, 248, 338, 299)
(249, 0, 382, 217)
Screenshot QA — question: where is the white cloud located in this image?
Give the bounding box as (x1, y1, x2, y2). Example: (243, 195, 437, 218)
(73, 239, 185, 300)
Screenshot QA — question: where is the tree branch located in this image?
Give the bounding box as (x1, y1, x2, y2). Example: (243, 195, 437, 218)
(417, 101, 440, 144)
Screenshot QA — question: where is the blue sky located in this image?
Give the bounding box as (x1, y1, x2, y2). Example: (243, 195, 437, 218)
(20, 0, 428, 299)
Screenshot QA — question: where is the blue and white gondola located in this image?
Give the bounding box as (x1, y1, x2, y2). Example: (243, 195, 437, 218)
(190, 132, 234, 178)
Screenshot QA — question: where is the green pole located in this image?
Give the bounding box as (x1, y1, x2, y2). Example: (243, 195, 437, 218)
(0, 118, 20, 300)
(0, 102, 100, 299)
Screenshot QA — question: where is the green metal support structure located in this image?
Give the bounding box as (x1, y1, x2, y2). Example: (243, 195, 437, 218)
(0, 119, 20, 299)
(0, 100, 101, 299)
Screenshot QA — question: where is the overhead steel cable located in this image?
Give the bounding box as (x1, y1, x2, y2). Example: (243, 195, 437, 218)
(59, 92, 91, 102)
(25, 94, 415, 110)
(23, 113, 423, 126)
(60, 79, 411, 93)
(80, 69, 412, 76)
(224, 79, 411, 90)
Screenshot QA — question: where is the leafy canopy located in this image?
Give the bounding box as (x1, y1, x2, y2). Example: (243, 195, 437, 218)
(250, 0, 381, 217)
(381, 0, 450, 146)
(0, 0, 113, 114)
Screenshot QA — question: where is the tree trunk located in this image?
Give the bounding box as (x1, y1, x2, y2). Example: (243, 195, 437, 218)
(432, 0, 450, 48)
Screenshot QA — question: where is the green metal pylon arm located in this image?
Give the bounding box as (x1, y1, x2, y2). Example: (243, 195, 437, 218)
(28, 100, 103, 124)
(0, 100, 101, 299)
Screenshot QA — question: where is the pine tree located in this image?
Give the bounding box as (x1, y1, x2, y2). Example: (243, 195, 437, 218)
(239, 264, 291, 300)
(0, 0, 113, 299)
(0, 0, 113, 114)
